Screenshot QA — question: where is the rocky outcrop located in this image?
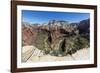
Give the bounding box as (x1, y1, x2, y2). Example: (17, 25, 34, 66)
(26, 48, 89, 62)
(78, 19, 90, 40)
(22, 46, 45, 62)
(78, 19, 90, 34)
(22, 24, 38, 46)
(22, 19, 90, 57)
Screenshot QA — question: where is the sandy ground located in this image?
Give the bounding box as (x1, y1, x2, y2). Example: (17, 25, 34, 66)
(22, 46, 90, 63)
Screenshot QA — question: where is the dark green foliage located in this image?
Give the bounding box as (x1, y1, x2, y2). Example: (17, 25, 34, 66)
(34, 31, 48, 50)
(24, 19, 90, 56)
(65, 36, 89, 55)
(34, 31, 89, 56)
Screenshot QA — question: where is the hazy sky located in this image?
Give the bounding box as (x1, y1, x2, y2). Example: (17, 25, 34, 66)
(22, 10, 90, 24)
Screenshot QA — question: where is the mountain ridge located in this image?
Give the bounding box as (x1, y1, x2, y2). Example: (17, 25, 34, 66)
(22, 18, 90, 56)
